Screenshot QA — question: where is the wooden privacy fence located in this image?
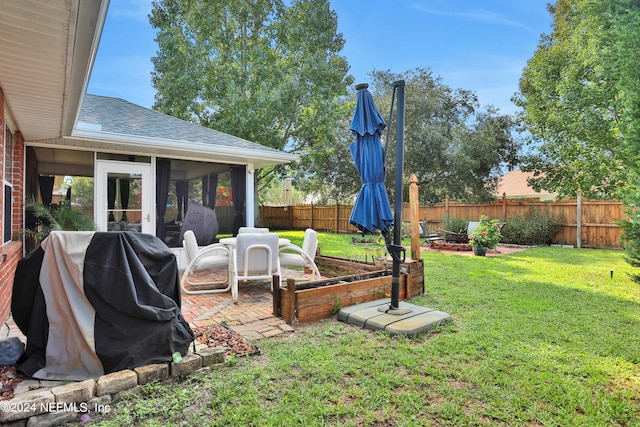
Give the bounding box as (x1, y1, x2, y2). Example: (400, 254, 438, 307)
(260, 196, 627, 248)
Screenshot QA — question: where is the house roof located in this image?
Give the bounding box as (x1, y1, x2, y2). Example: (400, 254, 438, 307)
(0, 0, 107, 141)
(65, 94, 298, 168)
(495, 169, 556, 199)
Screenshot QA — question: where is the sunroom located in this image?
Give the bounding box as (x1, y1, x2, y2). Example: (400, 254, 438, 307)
(26, 94, 297, 262)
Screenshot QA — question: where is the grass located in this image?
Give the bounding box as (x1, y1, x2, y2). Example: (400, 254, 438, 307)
(86, 237, 639, 426)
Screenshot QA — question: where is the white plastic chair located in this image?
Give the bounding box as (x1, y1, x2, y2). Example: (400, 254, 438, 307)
(278, 228, 321, 281)
(238, 227, 270, 234)
(181, 230, 231, 295)
(231, 233, 281, 303)
(466, 221, 480, 235)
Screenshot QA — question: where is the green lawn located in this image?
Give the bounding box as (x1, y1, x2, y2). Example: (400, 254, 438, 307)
(88, 236, 640, 426)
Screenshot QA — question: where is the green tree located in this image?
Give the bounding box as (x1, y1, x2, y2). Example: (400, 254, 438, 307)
(514, 0, 640, 279)
(513, 0, 627, 199)
(150, 0, 352, 191)
(298, 69, 521, 204)
(292, 96, 362, 204)
(612, 0, 640, 281)
(372, 69, 521, 204)
(68, 176, 94, 207)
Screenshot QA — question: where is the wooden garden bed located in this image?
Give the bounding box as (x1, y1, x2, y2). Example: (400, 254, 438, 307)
(273, 255, 424, 325)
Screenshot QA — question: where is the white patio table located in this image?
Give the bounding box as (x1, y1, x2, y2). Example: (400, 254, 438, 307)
(219, 237, 290, 248)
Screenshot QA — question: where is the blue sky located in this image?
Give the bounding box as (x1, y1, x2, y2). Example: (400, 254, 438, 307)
(87, 0, 553, 115)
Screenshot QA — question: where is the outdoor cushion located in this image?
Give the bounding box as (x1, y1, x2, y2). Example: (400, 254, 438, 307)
(178, 203, 219, 246)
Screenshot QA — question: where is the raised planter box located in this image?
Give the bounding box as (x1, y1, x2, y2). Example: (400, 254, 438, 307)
(431, 241, 472, 251)
(274, 255, 424, 325)
(445, 231, 468, 243)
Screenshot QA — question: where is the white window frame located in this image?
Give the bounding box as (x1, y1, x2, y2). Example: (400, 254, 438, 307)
(3, 124, 14, 244)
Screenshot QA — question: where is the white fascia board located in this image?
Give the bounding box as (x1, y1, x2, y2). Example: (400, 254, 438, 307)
(70, 128, 299, 164)
(65, 0, 111, 136)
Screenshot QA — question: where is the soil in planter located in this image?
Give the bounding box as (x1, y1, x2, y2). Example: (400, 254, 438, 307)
(292, 270, 390, 291)
(431, 241, 472, 251)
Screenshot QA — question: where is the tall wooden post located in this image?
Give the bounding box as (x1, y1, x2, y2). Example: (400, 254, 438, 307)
(409, 174, 420, 260)
(335, 203, 339, 233)
(445, 195, 450, 218)
(576, 189, 582, 248)
(501, 192, 507, 222)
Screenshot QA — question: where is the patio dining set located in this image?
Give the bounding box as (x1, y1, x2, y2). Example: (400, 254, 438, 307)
(180, 227, 321, 303)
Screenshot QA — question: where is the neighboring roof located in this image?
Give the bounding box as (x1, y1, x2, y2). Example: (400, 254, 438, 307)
(0, 0, 107, 141)
(64, 94, 297, 168)
(495, 170, 556, 198)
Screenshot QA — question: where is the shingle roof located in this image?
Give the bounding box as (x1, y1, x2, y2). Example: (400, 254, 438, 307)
(78, 94, 280, 154)
(495, 169, 556, 198)
(70, 94, 297, 168)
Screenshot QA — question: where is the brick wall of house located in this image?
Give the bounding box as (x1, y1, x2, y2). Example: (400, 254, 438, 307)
(0, 87, 24, 324)
(12, 130, 24, 233)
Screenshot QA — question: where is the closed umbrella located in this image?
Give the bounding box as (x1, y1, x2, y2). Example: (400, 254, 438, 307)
(351, 81, 407, 313)
(349, 83, 394, 241)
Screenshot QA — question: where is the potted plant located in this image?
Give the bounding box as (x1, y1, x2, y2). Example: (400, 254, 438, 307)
(468, 215, 501, 256)
(21, 196, 96, 245)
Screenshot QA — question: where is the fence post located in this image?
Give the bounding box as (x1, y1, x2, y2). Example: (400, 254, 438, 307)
(445, 195, 450, 218)
(288, 204, 293, 229)
(577, 190, 582, 248)
(409, 174, 420, 260)
(501, 192, 507, 222)
(335, 203, 339, 233)
(311, 204, 315, 230)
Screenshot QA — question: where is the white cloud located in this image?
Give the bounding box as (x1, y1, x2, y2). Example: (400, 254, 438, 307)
(410, 4, 534, 32)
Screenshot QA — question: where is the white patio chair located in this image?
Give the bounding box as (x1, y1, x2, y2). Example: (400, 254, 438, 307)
(238, 227, 270, 234)
(231, 233, 281, 303)
(466, 221, 480, 235)
(278, 228, 321, 281)
(181, 230, 231, 295)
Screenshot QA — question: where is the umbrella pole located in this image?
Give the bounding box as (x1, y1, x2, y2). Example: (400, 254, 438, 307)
(341, 81, 452, 334)
(385, 80, 410, 314)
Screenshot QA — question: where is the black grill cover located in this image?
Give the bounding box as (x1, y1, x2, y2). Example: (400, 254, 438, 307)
(12, 231, 194, 380)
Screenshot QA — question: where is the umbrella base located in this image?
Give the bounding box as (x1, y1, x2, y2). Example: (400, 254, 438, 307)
(377, 305, 412, 315)
(337, 299, 450, 337)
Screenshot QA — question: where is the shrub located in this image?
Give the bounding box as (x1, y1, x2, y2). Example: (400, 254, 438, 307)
(21, 196, 96, 244)
(440, 215, 469, 233)
(468, 215, 501, 249)
(501, 208, 563, 245)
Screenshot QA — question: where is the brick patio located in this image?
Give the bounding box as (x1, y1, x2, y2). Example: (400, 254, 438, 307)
(181, 279, 294, 341)
(3, 276, 293, 344)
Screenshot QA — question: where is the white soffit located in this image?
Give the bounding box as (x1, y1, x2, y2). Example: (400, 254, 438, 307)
(0, 0, 107, 141)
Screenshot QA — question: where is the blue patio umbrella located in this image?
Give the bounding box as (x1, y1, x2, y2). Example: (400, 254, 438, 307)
(349, 84, 394, 238)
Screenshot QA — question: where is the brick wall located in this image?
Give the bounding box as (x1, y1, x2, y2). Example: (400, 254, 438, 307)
(0, 87, 24, 324)
(13, 130, 24, 232)
(0, 241, 22, 322)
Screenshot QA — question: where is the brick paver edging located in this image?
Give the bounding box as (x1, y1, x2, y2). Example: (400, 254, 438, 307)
(0, 347, 225, 426)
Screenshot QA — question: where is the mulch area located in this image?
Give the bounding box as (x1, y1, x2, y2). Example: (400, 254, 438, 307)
(193, 324, 259, 356)
(0, 366, 23, 401)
